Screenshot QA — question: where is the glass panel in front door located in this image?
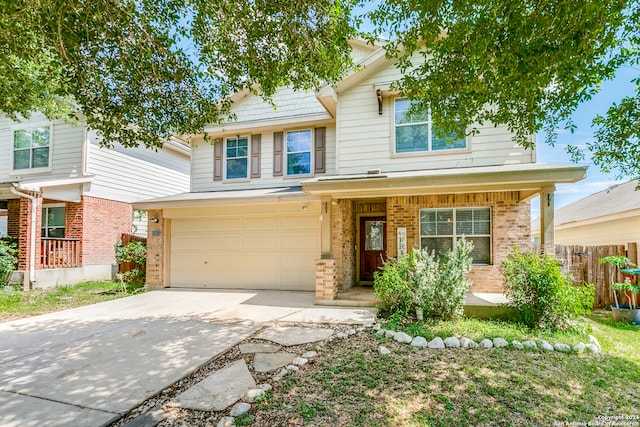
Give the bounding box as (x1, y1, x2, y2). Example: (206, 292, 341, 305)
(365, 221, 384, 251)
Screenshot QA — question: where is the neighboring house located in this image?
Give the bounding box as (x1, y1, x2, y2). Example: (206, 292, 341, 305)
(532, 180, 640, 246)
(134, 40, 586, 300)
(0, 112, 190, 289)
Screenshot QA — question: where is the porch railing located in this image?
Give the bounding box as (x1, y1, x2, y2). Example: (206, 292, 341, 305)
(41, 238, 80, 269)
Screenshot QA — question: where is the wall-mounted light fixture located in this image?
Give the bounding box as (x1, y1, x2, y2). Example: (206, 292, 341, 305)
(150, 218, 159, 223)
(376, 89, 383, 115)
(302, 205, 308, 211)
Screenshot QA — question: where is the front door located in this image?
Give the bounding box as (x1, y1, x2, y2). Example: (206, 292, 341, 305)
(359, 216, 386, 282)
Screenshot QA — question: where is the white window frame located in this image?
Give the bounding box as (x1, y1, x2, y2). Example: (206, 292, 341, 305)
(285, 129, 313, 177)
(419, 207, 492, 265)
(42, 203, 66, 238)
(393, 98, 467, 155)
(10, 121, 53, 174)
(224, 136, 250, 181)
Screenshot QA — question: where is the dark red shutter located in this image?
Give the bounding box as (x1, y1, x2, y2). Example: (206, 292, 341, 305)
(273, 131, 283, 177)
(314, 127, 326, 173)
(251, 134, 261, 178)
(213, 138, 223, 181)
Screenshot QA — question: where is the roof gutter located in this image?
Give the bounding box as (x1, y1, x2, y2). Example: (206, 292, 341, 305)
(10, 185, 37, 290)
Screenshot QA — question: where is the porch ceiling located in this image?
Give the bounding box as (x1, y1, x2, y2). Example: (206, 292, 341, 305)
(301, 163, 587, 199)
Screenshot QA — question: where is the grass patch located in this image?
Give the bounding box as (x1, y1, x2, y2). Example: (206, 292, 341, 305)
(252, 314, 640, 426)
(0, 281, 144, 322)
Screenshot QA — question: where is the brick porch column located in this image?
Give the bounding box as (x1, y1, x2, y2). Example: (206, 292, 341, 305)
(146, 209, 166, 288)
(7, 191, 42, 288)
(315, 258, 338, 301)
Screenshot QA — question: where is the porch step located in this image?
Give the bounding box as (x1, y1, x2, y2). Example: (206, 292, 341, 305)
(315, 286, 378, 307)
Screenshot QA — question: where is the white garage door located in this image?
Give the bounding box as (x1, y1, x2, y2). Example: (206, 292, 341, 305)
(170, 214, 319, 290)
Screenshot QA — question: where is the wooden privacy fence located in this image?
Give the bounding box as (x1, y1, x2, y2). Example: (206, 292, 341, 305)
(538, 242, 639, 309)
(118, 233, 147, 275)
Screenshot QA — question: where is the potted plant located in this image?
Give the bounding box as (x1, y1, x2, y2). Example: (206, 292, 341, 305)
(599, 255, 640, 324)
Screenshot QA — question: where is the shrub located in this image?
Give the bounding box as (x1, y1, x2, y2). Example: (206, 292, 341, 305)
(502, 246, 594, 329)
(114, 240, 147, 285)
(0, 239, 18, 286)
(374, 238, 473, 321)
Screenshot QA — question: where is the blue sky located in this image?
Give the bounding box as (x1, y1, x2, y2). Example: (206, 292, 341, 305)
(530, 66, 637, 218)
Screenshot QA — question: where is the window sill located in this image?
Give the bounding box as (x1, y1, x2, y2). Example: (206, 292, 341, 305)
(223, 178, 251, 183)
(391, 148, 470, 158)
(284, 173, 314, 180)
(10, 166, 53, 176)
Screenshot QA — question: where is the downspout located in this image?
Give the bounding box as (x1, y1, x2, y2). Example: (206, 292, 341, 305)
(10, 185, 37, 291)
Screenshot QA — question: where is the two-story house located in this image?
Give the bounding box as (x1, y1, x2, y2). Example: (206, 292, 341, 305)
(135, 40, 586, 301)
(0, 112, 190, 289)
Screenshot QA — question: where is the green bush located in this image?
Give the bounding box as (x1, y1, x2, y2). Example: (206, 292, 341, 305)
(0, 239, 18, 286)
(502, 246, 595, 329)
(374, 238, 473, 321)
(114, 240, 147, 285)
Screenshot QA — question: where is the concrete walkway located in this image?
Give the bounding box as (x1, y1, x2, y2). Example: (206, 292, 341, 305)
(0, 289, 375, 427)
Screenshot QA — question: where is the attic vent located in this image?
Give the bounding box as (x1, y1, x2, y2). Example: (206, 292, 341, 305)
(367, 168, 382, 175)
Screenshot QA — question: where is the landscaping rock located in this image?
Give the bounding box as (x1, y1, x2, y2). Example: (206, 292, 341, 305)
(493, 338, 508, 348)
(292, 357, 308, 366)
(346, 328, 356, 336)
(230, 402, 251, 416)
(217, 416, 235, 427)
(357, 326, 366, 333)
(302, 351, 318, 359)
(459, 337, 474, 348)
(272, 368, 289, 382)
(411, 336, 428, 348)
(394, 332, 413, 344)
(588, 335, 601, 352)
(286, 365, 299, 372)
(467, 340, 479, 348)
(554, 343, 571, 354)
(372, 323, 381, 331)
(375, 328, 385, 335)
(444, 337, 460, 348)
(378, 345, 392, 355)
(572, 343, 586, 354)
(256, 326, 334, 346)
(428, 337, 445, 349)
(258, 383, 272, 392)
(511, 340, 524, 350)
(522, 340, 538, 350)
(479, 339, 493, 349)
(335, 332, 348, 339)
(384, 330, 397, 339)
(585, 344, 599, 354)
(539, 340, 554, 351)
(243, 389, 265, 403)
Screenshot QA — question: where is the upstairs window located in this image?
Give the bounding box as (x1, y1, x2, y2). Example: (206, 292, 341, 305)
(286, 129, 312, 175)
(42, 205, 65, 238)
(13, 126, 51, 170)
(419, 207, 491, 264)
(394, 98, 466, 153)
(225, 137, 249, 180)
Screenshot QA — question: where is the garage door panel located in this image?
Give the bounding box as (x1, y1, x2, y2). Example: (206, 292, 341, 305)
(170, 213, 319, 290)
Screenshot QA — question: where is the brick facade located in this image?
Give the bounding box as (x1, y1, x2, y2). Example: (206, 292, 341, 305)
(385, 192, 530, 293)
(7, 191, 43, 271)
(315, 259, 338, 300)
(331, 199, 355, 291)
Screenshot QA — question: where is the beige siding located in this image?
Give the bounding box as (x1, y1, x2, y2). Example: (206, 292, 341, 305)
(231, 87, 327, 123)
(554, 217, 640, 246)
(190, 125, 336, 192)
(0, 112, 84, 182)
(86, 140, 189, 203)
(336, 59, 535, 175)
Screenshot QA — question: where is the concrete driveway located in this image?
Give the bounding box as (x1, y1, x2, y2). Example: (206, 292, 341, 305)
(0, 289, 375, 427)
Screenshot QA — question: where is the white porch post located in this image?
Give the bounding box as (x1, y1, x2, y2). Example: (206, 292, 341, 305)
(540, 186, 555, 255)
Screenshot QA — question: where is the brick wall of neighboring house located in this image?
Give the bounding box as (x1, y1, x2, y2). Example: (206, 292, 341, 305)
(145, 209, 165, 288)
(81, 196, 132, 265)
(7, 191, 43, 271)
(386, 191, 530, 293)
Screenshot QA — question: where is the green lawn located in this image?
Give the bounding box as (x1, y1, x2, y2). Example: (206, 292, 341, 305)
(252, 313, 640, 426)
(0, 281, 144, 322)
